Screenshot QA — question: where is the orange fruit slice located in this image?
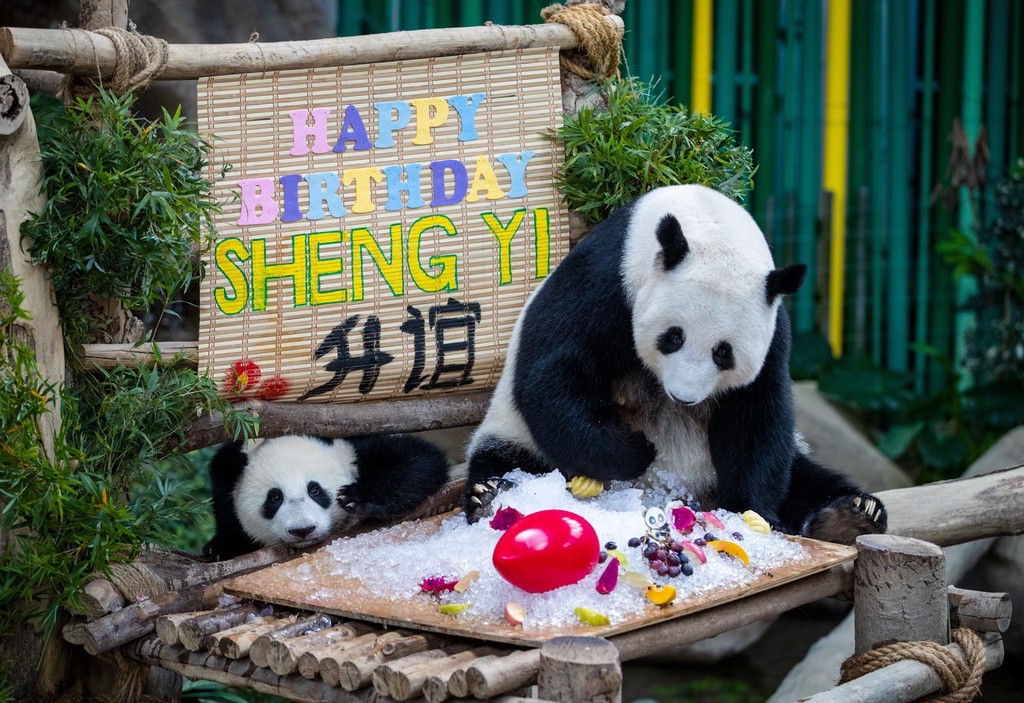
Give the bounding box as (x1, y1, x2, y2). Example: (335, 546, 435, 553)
(707, 540, 750, 565)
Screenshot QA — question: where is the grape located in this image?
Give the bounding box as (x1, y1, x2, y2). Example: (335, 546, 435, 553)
(694, 538, 707, 547)
(670, 541, 685, 553)
(649, 559, 664, 572)
(642, 544, 658, 559)
(604, 541, 618, 551)
(656, 563, 669, 576)
(681, 562, 694, 576)
(627, 537, 642, 548)
(731, 531, 744, 541)
(704, 532, 717, 542)
(666, 553, 681, 567)
(598, 550, 607, 564)
(654, 548, 668, 562)
(667, 565, 681, 577)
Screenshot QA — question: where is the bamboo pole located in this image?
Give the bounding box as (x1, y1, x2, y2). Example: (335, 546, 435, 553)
(0, 17, 624, 81)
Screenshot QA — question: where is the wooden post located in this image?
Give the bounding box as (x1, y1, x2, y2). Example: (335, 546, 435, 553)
(537, 637, 622, 703)
(853, 534, 949, 654)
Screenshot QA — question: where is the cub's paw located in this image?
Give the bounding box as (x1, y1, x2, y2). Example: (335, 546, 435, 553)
(463, 477, 515, 524)
(802, 492, 887, 545)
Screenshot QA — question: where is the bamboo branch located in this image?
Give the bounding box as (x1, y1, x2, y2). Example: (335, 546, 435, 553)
(0, 18, 624, 80)
(77, 341, 198, 371)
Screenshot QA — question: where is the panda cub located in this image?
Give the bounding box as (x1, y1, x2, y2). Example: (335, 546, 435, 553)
(204, 434, 449, 561)
(464, 184, 886, 545)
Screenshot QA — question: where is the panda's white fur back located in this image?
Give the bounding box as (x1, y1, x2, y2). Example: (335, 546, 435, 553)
(233, 436, 357, 548)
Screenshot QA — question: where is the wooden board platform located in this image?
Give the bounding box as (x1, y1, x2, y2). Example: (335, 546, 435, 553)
(224, 512, 856, 647)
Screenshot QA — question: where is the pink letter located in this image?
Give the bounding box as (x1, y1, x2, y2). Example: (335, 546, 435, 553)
(236, 178, 279, 225)
(289, 108, 332, 156)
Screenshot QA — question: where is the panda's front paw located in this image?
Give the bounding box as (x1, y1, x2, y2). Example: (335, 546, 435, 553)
(802, 492, 887, 545)
(463, 477, 515, 524)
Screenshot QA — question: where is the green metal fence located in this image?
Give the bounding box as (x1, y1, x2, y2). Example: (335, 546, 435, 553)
(337, 0, 1024, 391)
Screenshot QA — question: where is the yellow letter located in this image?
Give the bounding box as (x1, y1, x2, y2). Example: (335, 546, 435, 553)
(465, 155, 506, 203)
(214, 238, 251, 315)
(351, 224, 405, 301)
(408, 214, 458, 293)
(309, 231, 347, 306)
(341, 166, 384, 214)
(251, 234, 309, 311)
(409, 97, 450, 146)
(481, 209, 526, 285)
(534, 207, 551, 279)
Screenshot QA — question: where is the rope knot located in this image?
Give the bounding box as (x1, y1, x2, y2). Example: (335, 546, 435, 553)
(541, 3, 621, 81)
(59, 25, 169, 103)
(840, 628, 986, 703)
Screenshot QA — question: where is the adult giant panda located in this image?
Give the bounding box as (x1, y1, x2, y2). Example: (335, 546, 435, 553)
(204, 434, 450, 561)
(464, 184, 886, 544)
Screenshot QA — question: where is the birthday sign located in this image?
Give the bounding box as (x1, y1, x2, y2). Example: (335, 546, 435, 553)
(197, 48, 569, 403)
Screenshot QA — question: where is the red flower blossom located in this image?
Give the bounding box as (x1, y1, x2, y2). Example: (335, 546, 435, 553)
(223, 359, 262, 398)
(256, 375, 290, 401)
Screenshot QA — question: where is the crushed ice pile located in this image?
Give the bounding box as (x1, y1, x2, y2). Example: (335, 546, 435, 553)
(314, 469, 809, 630)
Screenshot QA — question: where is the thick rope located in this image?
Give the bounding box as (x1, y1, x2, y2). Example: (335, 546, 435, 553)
(839, 628, 986, 703)
(541, 3, 621, 81)
(58, 26, 168, 103)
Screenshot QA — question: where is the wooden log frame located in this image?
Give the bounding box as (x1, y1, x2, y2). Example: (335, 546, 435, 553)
(0, 17, 624, 81)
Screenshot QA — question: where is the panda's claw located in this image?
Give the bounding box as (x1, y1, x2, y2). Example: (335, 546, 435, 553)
(801, 491, 888, 545)
(464, 477, 515, 523)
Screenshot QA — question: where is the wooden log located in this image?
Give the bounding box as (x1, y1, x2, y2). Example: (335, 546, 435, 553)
(384, 648, 499, 702)
(798, 632, 1004, 703)
(77, 341, 198, 371)
(156, 609, 214, 647)
(948, 586, 1012, 634)
(62, 581, 222, 655)
(537, 637, 621, 703)
(378, 633, 445, 660)
(182, 391, 492, 450)
(465, 649, 543, 700)
(78, 579, 127, 620)
(0, 57, 29, 135)
(79, 0, 128, 31)
(208, 615, 285, 659)
(0, 17, 625, 80)
(371, 649, 452, 696)
(127, 634, 379, 702)
(423, 653, 489, 702)
(853, 535, 948, 654)
(882, 464, 1024, 546)
(318, 631, 404, 688)
(295, 625, 374, 680)
(178, 604, 262, 652)
(249, 613, 332, 668)
(335, 631, 425, 691)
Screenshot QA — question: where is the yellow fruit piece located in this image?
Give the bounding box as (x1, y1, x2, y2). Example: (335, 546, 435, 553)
(620, 570, 652, 589)
(573, 606, 610, 626)
(605, 548, 628, 567)
(645, 584, 677, 606)
(438, 603, 473, 616)
(567, 476, 605, 498)
(708, 540, 751, 565)
(741, 510, 771, 535)
(454, 570, 479, 593)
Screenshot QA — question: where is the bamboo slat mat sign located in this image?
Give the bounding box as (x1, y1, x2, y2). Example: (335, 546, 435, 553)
(196, 48, 568, 403)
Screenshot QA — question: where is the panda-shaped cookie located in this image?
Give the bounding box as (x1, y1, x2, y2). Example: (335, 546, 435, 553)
(464, 184, 886, 544)
(204, 434, 450, 561)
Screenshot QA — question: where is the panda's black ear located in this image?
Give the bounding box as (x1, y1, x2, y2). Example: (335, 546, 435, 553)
(656, 215, 688, 271)
(766, 264, 807, 303)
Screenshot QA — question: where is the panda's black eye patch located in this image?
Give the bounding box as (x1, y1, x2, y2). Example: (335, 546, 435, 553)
(713, 342, 734, 370)
(307, 481, 331, 509)
(261, 488, 284, 520)
(657, 327, 685, 355)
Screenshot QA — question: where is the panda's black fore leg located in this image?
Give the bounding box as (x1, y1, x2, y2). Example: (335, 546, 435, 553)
(464, 478, 515, 524)
(802, 492, 887, 545)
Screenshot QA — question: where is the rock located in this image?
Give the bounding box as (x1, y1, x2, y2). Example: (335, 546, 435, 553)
(794, 381, 912, 492)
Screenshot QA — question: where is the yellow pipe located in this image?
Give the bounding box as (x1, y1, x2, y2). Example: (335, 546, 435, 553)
(824, 0, 851, 357)
(691, 0, 713, 114)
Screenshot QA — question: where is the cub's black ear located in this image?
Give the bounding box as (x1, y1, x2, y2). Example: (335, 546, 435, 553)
(656, 215, 688, 271)
(766, 264, 807, 303)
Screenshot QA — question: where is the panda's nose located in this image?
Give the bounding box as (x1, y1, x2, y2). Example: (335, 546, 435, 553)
(289, 525, 315, 539)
